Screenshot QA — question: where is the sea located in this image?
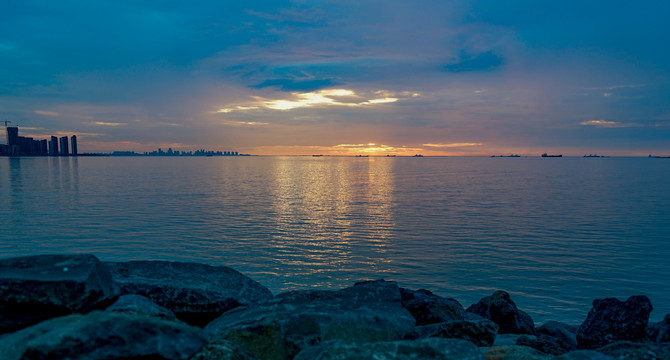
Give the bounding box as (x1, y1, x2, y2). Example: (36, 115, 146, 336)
(1, 155, 669, 325)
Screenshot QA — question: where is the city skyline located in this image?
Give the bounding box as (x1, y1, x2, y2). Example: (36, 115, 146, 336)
(1, 1, 669, 156)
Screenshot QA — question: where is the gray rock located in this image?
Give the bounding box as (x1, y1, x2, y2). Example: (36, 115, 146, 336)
(106, 294, 178, 321)
(494, 333, 528, 346)
(577, 295, 653, 349)
(204, 280, 416, 360)
(409, 319, 498, 347)
(294, 338, 485, 360)
(555, 350, 615, 360)
(0, 311, 205, 360)
(189, 338, 260, 360)
(105, 260, 273, 326)
(596, 341, 670, 360)
(0, 254, 119, 334)
(537, 321, 578, 351)
(516, 334, 570, 355)
(481, 345, 553, 360)
(466, 290, 536, 335)
(647, 314, 670, 344)
(399, 287, 466, 325)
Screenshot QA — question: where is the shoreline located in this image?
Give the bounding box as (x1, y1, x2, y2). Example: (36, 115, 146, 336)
(1, 254, 668, 359)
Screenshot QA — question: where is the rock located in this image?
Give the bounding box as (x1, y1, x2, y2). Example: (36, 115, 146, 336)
(493, 334, 527, 346)
(596, 341, 670, 360)
(576, 295, 653, 349)
(482, 345, 553, 360)
(189, 338, 260, 360)
(537, 321, 578, 351)
(554, 350, 615, 360)
(516, 334, 570, 355)
(294, 338, 485, 360)
(204, 280, 416, 360)
(0, 311, 205, 360)
(104, 260, 272, 326)
(399, 287, 467, 325)
(409, 319, 498, 346)
(0, 254, 119, 334)
(106, 294, 179, 321)
(466, 290, 536, 335)
(647, 314, 670, 344)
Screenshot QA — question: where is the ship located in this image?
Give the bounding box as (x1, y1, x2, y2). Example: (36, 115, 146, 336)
(541, 153, 562, 157)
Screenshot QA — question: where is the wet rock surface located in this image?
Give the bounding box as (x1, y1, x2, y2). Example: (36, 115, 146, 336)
(105, 294, 179, 321)
(105, 260, 273, 326)
(294, 338, 485, 360)
(0, 311, 205, 360)
(467, 290, 536, 335)
(0, 254, 119, 334)
(204, 280, 415, 360)
(576, 295, 653, 349)
(408, 318, 499, 346)
(400, 287, 467, 325)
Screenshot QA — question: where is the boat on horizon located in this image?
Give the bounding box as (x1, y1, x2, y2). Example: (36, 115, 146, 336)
(491, 154, 520, 157)
(541, 153, 562, 157)
(413, 154, 423, 157)
(649, 154, 670, 158)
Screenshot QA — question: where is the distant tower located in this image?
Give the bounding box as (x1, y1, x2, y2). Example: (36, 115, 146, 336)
(50, 136, 59, 156)
(6, 126, 19, 155)
(60, 136, 69, 156)
(70, 135, 78, 155)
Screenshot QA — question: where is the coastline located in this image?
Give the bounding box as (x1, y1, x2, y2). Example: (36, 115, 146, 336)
(1, 254, 667, 359)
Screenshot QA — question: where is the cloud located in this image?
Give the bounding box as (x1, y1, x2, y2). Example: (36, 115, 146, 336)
(579, 120, 625, 128)
(217, 88, 406, 113)
(423, 143, 484, 148)
(88, 121, 127, 127)
(34, 110, 60, 116)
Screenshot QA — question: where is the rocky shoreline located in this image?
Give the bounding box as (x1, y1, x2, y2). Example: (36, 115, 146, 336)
(0, 254, 668, 359)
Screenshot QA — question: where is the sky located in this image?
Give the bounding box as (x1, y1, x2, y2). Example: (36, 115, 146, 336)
(1, 0, 669, 156)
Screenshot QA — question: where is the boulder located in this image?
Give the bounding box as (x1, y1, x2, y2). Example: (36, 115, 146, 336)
(481, 345, 553, 360)
(409, 319, 498, 346)
(554, 350, 615, 360)
(189, 338, 260, 360)
(104, 260, 273, 326)
(294, 338, 485, 360)
(204, 280, 416, 360)
(516, 334, 570, 355)
(106, 294, 179, 321)
(577, 295, 653, 349)
(0, 311, 205, 360)
(399, 287, 466, 325)
(0, 254, 119, 334)
(466, 290, 536, 335)
(596, 341, 670, 360)
(646, 314, 670, 344)
(537, 321, 578, 351)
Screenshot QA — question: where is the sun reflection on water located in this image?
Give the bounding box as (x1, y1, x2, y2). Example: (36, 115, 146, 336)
(270, 157, 395, 290)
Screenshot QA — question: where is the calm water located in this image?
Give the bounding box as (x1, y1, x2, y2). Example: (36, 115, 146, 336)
(1, 156, 669, 324)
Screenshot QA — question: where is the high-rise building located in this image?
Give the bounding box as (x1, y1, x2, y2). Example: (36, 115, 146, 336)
(70, 135, 78, 155)
(50, 136, 59, 155)
(60, 136, 69, 156)
(6, 127, 20, 155)
(39, 139, 48, 155)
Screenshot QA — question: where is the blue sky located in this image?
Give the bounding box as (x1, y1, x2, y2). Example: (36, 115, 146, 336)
(1, 0, 669, 155)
